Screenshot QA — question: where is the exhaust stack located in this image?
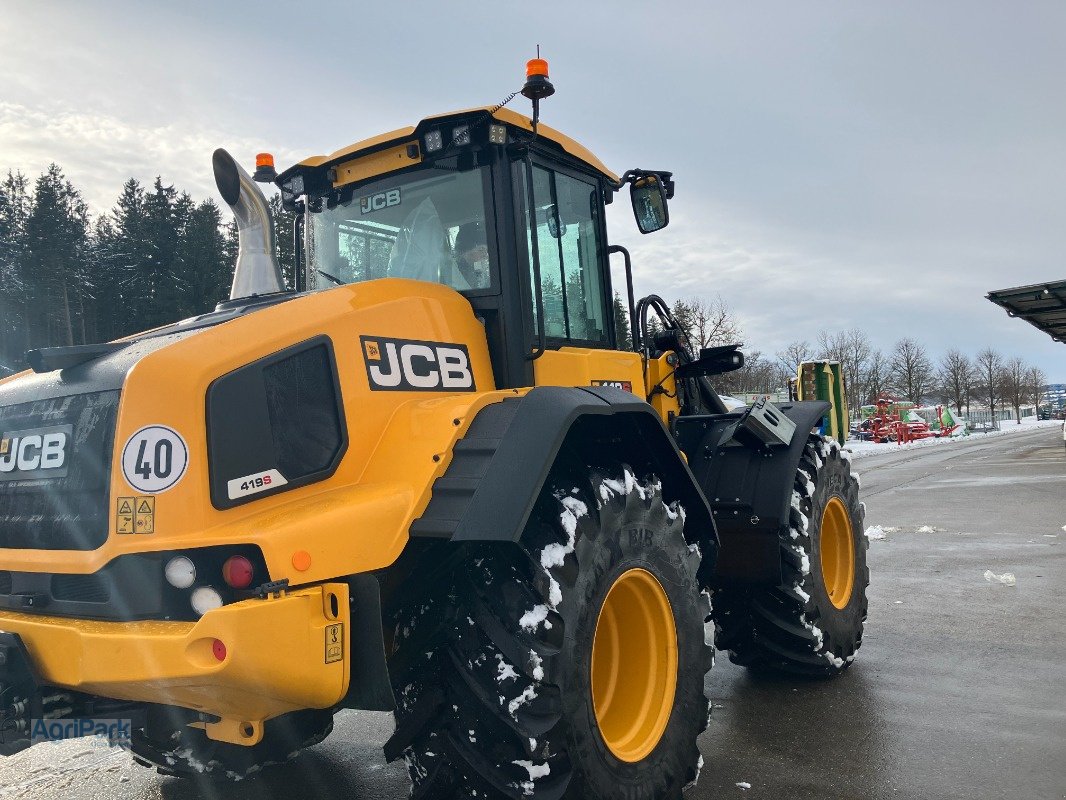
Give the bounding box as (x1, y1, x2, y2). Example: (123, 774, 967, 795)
(212, 148, 285, 300)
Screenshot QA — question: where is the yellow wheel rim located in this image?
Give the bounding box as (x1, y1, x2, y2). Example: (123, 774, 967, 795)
(820, 497, 855, 610)
(590, 568, 678, 762)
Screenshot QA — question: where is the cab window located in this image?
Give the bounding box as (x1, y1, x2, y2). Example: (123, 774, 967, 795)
(522, 165, 608, 344)
(306, 165, 495, 293)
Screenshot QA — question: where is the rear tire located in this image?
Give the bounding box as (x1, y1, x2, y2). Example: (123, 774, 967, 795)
(385, 464, 713, 799)
(712, 435, 868, 676)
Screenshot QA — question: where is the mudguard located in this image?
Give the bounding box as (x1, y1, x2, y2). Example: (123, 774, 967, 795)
(410, 386, 716, 550)
(674, 401, 831, 586)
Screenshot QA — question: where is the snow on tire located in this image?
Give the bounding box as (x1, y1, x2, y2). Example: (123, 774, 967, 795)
(384, 463, 714, 799)
(712, 434, 868, 677)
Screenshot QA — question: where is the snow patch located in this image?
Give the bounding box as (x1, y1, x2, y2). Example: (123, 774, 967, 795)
(736, 781, 752, 790)
(794, 585, 811, 603)
(865, 525, 888, 540)
(599, 478, 625, 503)
(983, 570, 1016, 586)
(529, 650, 544, 681)
(508, 685, 538, 717)
(513, 759, 551, 781)
(496, 655, 519, 683)
(802, 619, 824, 648)
(519, 604, 551, 631)
(685, 754, 705, 790)
(824, 652, 845, 669)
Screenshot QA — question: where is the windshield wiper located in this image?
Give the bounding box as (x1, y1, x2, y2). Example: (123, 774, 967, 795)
(317, 269, 344, 286)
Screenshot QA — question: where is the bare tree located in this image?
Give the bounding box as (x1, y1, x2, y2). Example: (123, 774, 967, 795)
(974, 348, 1003, 422)
(670, 296, 742, 351)
(721, 349, 780, 397)
(816, 329, 872, 420)
(864, 349, 891, 405)
(938, 349, 974, 415)
(1000, 357, 1030, 424)
(777, 340, 811, 376)
(889, 337, 933, 404)
(1025, 366, 1047, 412)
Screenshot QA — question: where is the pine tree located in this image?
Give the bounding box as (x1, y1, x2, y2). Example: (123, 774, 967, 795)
(0, 171, 30, 364)
(24, 165, 91, 347)
(108, 178, 151, 337)
(612, 292, 632, 350)
(178, 200, 230, 317)
(270, 194, 297, 290)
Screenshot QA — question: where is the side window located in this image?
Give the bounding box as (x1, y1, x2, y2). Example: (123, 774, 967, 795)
(524, 166, 608, 343)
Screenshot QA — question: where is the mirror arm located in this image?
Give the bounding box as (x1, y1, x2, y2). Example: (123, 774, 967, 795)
(613, 169, 675, 199)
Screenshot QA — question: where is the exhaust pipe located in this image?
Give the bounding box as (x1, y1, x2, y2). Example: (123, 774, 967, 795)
(212, 148, 285, 300)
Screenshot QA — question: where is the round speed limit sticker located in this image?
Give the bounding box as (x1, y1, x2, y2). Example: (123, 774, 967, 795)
(121, 425, 189, 493)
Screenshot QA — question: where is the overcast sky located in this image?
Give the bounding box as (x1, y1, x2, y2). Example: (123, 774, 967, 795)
(2, 1, 1064, 380)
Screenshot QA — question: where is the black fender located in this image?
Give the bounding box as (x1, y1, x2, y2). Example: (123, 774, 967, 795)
(674, 401, 831, 586)
(410, 386, 716, 551)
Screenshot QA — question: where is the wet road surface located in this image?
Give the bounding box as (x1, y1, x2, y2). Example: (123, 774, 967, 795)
(1, 426, 1063, 799)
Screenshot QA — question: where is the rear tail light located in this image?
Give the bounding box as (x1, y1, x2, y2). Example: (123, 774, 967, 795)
(222, 556, 255, 589)
(212, 639, 228, 662)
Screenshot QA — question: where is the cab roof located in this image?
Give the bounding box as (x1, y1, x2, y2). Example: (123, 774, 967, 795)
(286, 106, 619, 184)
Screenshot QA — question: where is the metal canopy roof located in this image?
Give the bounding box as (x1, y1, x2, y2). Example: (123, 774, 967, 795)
(987, 280, 1066, 344)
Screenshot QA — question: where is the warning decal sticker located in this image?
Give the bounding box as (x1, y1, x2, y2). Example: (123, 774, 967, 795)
(325, 623, 344, 664)
(116, 495, 156, 534)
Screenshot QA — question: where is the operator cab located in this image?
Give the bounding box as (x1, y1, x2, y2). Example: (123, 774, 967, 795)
(277, 102, 672, 389)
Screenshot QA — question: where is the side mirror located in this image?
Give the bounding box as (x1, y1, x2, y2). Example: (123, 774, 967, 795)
(630, 175, 669, 234)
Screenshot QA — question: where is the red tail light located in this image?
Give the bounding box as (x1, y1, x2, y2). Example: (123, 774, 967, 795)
(222, 556, 254, 589)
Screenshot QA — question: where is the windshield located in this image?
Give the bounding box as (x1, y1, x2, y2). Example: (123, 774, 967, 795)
(306, 165, 494, 293)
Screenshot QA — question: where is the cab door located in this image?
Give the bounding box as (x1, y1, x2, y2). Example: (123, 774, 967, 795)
(515, 160, 643, 393)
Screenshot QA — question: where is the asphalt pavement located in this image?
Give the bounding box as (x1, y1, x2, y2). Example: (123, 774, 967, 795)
(1, 425, 1063, 799)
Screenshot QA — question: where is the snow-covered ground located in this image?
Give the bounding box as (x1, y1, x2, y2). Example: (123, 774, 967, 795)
(845, 417, 1062, 460)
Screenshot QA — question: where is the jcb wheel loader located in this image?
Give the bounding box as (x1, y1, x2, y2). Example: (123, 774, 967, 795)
(0, 60, 867, 798)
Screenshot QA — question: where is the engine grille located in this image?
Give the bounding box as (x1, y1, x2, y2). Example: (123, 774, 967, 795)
(0, 391, 119, 551)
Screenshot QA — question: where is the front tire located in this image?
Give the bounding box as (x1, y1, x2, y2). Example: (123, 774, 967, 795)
(385, 464, 713, 799)
(713, 435, 868, 676)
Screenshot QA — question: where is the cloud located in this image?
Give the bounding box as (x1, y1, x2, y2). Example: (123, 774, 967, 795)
(0, 101, 297, 214)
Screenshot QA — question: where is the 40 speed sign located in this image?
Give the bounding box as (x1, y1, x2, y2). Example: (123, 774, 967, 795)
(121, 425, 189, 493)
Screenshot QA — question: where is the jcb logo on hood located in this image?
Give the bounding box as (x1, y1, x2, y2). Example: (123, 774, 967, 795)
(361, 336, 475, 392)
(0, 424, 72, 481)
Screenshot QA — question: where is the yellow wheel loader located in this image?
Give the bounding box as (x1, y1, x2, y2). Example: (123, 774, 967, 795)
(0, 60, 867, 797)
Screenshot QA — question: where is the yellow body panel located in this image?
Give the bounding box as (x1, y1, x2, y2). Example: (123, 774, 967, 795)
(0, 584, 350, 740)
(534, 348, 644, 397)
(0, 279, 505, 584)
(332, 141, 422, 188)
(644, 353, 681, 421)
(293, 107, 618, 183)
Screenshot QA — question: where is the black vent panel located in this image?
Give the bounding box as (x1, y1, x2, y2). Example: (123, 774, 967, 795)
(0, 391, 119, 550)
(52, 573, 111, 603)
(207, 337, 346, 509)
